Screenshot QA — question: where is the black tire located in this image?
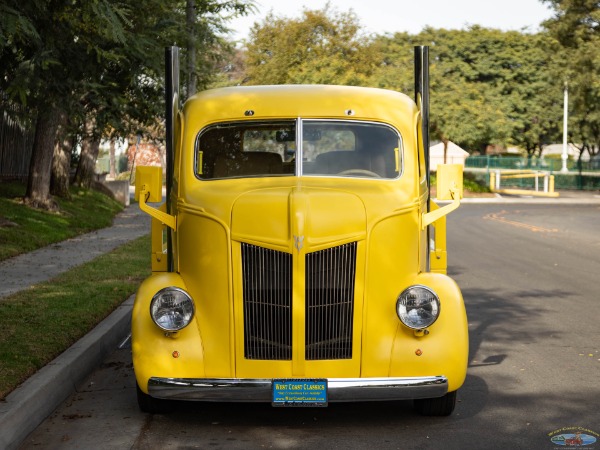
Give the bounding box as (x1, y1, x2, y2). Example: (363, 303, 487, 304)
(413, 390, 457, 416)
(136, 382, 172, 414)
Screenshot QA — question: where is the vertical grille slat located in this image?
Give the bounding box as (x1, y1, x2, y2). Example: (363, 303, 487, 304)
(242, 244, 292, 360)
(305, 242, 357, 360)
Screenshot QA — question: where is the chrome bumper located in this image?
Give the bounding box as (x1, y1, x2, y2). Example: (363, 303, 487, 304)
(148, 376, 448, 402)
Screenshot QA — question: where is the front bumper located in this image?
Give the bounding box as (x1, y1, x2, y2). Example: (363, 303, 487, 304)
(148, 376, 448, 402)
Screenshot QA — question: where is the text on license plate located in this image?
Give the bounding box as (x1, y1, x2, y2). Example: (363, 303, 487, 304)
(272, 379, 328, 407)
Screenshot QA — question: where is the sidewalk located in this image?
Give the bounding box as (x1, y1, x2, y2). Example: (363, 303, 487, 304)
(0, 204, 149, 300)
(1, 189, 599, 449)
(0, 203, 150, 450)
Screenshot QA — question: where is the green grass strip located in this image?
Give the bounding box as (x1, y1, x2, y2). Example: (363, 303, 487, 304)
(0, 182, 123, 261)
(0, 235, 150, 399)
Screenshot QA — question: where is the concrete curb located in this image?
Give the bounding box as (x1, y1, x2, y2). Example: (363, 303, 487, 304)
(0, 295, 134, 450)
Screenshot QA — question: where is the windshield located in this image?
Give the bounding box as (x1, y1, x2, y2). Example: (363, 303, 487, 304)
(195, 120, 402, 180)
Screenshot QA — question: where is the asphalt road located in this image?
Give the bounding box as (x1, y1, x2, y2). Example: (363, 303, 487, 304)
(19, 203, 600, 450)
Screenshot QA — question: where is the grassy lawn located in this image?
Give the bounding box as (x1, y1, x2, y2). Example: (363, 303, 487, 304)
(0, 235, 150, 400)
(0, 181, 148, 399)
(0, 182, 123, 261)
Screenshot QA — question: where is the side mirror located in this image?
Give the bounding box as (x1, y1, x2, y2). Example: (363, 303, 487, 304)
(436, 164, 463, 201)
(135, 166, 163, 202)
(422, 164, 463, 229)
(134, 166, 176, 230)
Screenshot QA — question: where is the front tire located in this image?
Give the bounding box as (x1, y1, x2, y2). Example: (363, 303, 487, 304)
(413, 390, 457, 416)
(136, 382, 172, 414)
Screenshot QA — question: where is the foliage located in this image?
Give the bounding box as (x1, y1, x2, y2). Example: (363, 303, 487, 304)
(0, 182, 123, 261)
(431, 171, 492, 194)
(3, 0, 597, 201)
(462, 172, 493, 193)
(182, 0, 256, 97)
(0, 0, 254, 207)
(542, 0, 600, 161)
(372, 27, 562, 154)
(502, 32, 563, 157)
(236, 6, 567, 156)
(0, 235, 150, 400)
(0, 0, 254, 139)
(243, 4, 377, 85)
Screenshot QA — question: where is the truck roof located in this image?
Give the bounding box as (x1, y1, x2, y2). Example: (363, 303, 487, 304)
(183, 85, 419, 129)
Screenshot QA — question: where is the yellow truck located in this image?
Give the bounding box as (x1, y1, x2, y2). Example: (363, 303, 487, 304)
(133, 46, 468, 415)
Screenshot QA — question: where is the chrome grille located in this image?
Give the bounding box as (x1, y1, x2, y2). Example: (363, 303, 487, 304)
(242, 243, 292, 360)
(241, 242, 357, 361)
(305, 242, 357, 360)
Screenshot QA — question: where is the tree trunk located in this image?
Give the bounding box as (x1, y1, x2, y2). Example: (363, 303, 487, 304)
(74, 118, 100, 189)
(109, 139, 117, 179)
(25, 104, 61, 210)
(50, 110, 72, 199)
(442, 137, 449, 164)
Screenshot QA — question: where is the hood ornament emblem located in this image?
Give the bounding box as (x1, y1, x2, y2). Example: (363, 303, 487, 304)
(294, 235, 304, 251)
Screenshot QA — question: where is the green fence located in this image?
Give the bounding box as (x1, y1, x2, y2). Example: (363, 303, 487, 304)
(465, 156, 600, 191)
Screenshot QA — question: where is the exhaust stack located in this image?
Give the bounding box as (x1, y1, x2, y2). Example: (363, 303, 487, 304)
(414, 46, 430, 193)
(165, 46, 180, 271)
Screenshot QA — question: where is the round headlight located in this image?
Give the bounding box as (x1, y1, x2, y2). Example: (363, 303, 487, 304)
(396, 285, 440, 329)
(150, 287, 195, 332)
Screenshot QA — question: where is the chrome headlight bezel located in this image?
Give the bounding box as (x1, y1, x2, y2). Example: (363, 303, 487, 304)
(150, 287, 195, 332)
(396, 285, 440, 330)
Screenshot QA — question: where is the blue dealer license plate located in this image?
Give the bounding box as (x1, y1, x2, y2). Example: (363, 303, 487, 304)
(272, 379, 328, 407)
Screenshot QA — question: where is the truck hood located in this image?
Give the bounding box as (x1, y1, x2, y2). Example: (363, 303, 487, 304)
(230, 186, 367, 253)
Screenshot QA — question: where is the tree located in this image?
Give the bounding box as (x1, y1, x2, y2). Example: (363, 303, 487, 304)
(462, 30, 562, 158)
(243, 5, 377, 86)
(239, 15, 565, 157)
(26, 104, 63, 208)
(1, 0, 255, 207)
(371, 27, 560, 155)
(542, 0, 600, 162)
(181, 0, 255, 98)
(1, 0, 132, 208)
(504, 32, 563, 158)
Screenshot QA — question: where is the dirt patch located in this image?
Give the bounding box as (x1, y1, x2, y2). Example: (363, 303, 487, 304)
(0, 216, 18, 228)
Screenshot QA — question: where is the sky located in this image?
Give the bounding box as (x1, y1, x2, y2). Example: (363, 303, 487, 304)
(227, 0, 555, 41)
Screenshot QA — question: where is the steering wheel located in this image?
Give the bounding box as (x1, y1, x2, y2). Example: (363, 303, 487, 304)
(337, 169, 381, 178)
